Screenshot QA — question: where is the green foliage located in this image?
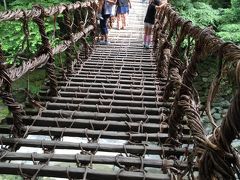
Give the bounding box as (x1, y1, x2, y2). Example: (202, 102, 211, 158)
(180, 2, 220, 27)
(0, 99, 9, 122)
(208, 0, 231, 8)
(0, 175, 22, 180)
(218, 23, 240, 32)
(217, 31, 240, 43)
(9, 0, 71, 9)
(0, 0, 71, 65)
(231, 0, 240, 7)
(0, 175, 54, 180)
(171, 0, 240, 44)
(12, 69, 46, 102)
(0, 21, 42, 64)
(215, 0, 240, 43)
(170, 0, 193, 11)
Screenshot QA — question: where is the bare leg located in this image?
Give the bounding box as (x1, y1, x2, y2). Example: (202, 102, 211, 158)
(98, 0, 104, 13)
(144, 25, 148, 46)
(104, 34, 108, 42)
(117, 14, 121, 29)
(146, 26, 152, 45)
(122, 13, 127, 29)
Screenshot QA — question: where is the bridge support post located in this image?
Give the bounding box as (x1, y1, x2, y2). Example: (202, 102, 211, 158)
(63, 6, 75, 75)
(33, 6, 58, 97)
(0, 46, 25, 138)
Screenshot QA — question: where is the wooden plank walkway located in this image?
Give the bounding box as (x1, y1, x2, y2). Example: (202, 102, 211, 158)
(0, 0, 194, 179)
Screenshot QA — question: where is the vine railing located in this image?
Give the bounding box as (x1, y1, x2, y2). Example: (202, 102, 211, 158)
(0, 1, 97, 138)
(153, 4, 240, 179)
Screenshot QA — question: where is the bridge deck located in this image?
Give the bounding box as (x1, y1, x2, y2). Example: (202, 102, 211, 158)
(0, 1, 194, 179)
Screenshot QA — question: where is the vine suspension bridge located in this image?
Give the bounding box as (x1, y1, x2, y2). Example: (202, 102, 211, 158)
(0, 0, 239, 179)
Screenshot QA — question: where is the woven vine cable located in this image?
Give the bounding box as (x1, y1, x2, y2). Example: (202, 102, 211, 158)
(0, 46, 24, 138)
(156, 4, 240, 179)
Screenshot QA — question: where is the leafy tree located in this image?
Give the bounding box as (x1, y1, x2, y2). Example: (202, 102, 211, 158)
(181, 2, 220, 27)
(208, 0, 231, 8)
(170, 0, 240, 44)
(9, 0, 71, 9)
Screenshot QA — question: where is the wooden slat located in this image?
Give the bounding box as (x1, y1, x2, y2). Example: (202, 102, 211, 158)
(0, 126, 191, 142)
(0, 163, 170, 180)
(80, 64, 154, 69)
(43, 103, 168, 115)
(0, 137, 192, 156)
(51, 81, 164, 90)
(39, 91, 168, 101)
(44, 87, 163, 96)
(38, 96, 172, 108)
(73, 67, 157, 75)
(7, 116, 189, 133)
(26, 110, 168, 123)
(66, 71, 165, 79)
(65, 74, 160, 81)
(0, 152, 192, 169)
(56, 77, 161, 86)
(83, 61, 156, 67)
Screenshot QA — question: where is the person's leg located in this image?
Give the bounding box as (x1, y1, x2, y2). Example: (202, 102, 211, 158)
(122, 13, 127, 29)
(146, 24, 153, 46)
(97, 0, 104, 19)
(100, 17, 106, 35)
(117, 13, 121, 29)
(100, 14, 110, 44)
(144, 23, 148, 46)
(109, 16, 113, 29)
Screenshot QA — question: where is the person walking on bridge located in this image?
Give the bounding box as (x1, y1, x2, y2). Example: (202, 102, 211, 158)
(98, 0, 117, 45)
(116, 0, 131, 30)
(143, 0, 165, 49)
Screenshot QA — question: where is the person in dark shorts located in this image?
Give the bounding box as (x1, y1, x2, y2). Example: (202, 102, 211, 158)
(143, 0, 165, 48)
(116, 0, 131, 30)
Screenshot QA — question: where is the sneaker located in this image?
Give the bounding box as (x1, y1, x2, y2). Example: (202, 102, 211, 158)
(97, 13, 103, 20)
(105, 41, 110, 45)
(98, 40, 110, 45)
(96, 40, 103, 45)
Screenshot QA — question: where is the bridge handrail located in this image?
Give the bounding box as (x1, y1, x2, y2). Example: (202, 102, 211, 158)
(154, 4, 240, 179)
(0, 1, 92, 22)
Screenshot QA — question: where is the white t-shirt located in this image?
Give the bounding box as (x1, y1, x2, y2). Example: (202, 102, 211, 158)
(104, 0, 114, 15)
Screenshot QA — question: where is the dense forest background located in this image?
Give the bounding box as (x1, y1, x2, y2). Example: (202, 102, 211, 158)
(0, 0, 239, 48)
(170, 0, 240, 44)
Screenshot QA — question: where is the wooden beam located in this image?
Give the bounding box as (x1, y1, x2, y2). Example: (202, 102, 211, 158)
(55, 77, 163, 86)
(39, 91, 169, 102)
(7, 116, 189, 134)
(84, 60, 156, 65)
(0, 137, 192, 156)
(66, 70, 164, 78)
(0, 163, 170, 180)
(0, 126, 191, 142)
(0, 152, 192, 169)
(25, 110, 169, 124)
(65, 73, 160, 81)
(42, 86, 164, 96)
(73, 67, 156, 75)
(38, 96, 172, 108)
(85, 60, 156, 65)
(42, 103, 169, 116)
(44, 82, 164, 91)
